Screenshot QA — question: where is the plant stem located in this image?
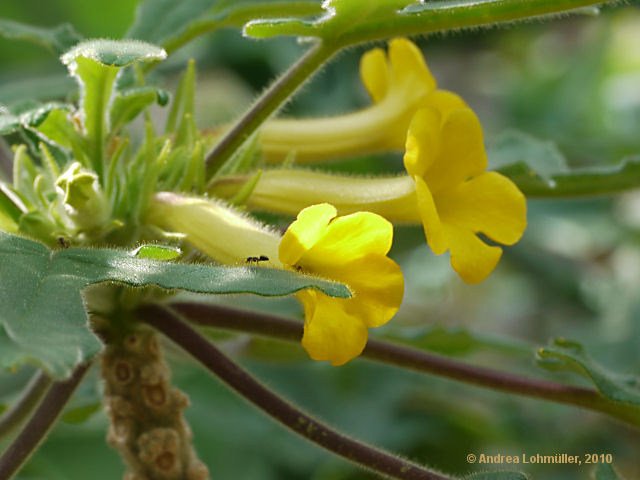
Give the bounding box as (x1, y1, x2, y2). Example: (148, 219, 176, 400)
(165, 302, 640, 429)
(0, 363, 90, 480)
(0, 371, 53, 442)
(139, 306, 450, 480)
(338, 0, 618, 46)
(204, 41, 337, 182)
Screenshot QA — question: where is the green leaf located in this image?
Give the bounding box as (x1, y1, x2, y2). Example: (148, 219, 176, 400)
(465, 473, 529, 480)
(61, 39, 168, 69)
(244, 0, 609, 46)
(61, 39, 167, 178)
(109, 86, 169, 134)
(488, 130, 568, 183)
(502, 155, 640, 198)
(127, 0, 217, 44)
(0, 102, 73, 135)
(0, 324, 30, 372)
(537, 338, 640, 407)
(127, 0, 322, 60)
(0, 74, 76, 105)
(594, 464, 625, 480)
(0, 18, 83, 56)
(132, 244, 181, 260)
(0, 232, 349, 378)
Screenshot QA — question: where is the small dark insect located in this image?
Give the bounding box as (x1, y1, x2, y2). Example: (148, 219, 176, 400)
(246, 255, 269, 263)
(58, 237, 70, 249)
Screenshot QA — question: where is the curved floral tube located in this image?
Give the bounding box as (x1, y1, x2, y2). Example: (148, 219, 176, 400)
(258, 38, 466, 163)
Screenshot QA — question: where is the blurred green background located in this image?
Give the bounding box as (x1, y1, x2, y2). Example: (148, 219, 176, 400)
(1, 1, 640, 479)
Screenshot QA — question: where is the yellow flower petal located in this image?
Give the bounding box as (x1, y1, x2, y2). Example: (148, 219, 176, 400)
(443, 224, 503, 284)
(299, 211, 394, 270)
(414, 177, 448, 255)
(423, 89, 468, 114)
(279, 203, 337, 266)
(437, 171, 527, 246)
(359, 47, 389, 103)
(404, 107, 442, 178)
(388, 38, 436, 93)
(318, 254, 404, 328)
(424, 108, 487, 194)
(298, 290, 369, 366)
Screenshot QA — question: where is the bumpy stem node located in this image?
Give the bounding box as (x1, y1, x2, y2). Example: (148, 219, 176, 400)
(100, 323, 208, 480)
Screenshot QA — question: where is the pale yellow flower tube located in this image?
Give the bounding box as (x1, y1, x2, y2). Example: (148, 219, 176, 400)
(147, 192, 281, 266)
(211, 169, 421, 223)
(258, 38, 466, 163)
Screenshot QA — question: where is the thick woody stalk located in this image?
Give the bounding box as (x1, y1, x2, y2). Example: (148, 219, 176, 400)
(98, 323, 208, 480)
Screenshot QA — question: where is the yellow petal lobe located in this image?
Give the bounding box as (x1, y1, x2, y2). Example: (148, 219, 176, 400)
(388, 38, 436, 93)
(298, 290, 369, 366)
(279, 203, 336, 266)
(424, 108, 487, 193)
(437, 171, 527, 246)
(359, 48, 389, 103)
(444, 224, 503, 284)
(404, 107, 441, 178)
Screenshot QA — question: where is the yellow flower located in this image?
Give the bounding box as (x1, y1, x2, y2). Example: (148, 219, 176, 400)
(147, 195, 404, 365)
(404, 107, 527, 284)
(259, 38, 465, 163)
(279, 204, 404, 366)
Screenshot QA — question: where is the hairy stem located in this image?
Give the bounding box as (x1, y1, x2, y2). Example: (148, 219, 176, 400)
(338, 0, 619, 46)
(204, 41, 337, 182)
(139, 305, 450, 480)
(0, 371, 53, 443)
(164, 302, 640, 429)
(0, 363, 90, 480)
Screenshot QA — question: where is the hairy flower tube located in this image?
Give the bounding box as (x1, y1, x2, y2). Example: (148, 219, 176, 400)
(258, 38, 466, 163)
(210, 106, 526, 283)
(146, 195, 403, 365)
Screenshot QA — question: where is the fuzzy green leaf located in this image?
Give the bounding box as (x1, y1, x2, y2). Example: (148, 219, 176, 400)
(132, 244, 181, 260)
(537, 338, 640, 407)
(61, 39, 167, 69)
(127, 0, 217, 44)
(110, 86, 169, 134)
(0, 102, 72, 135)
(0, 232, 349, 377)
(61, 39, 166, 178)
(0, 18, 82, 56)
(127, 0, 322, 60)
(500, 155, 640, 198)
